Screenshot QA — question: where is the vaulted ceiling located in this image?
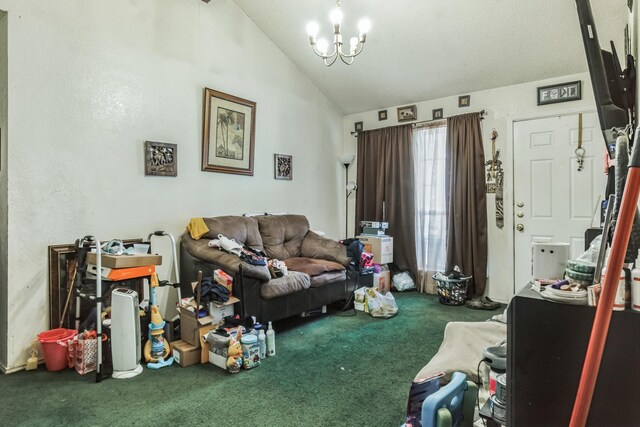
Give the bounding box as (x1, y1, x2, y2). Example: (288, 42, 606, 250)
(233, 0, 629, 114)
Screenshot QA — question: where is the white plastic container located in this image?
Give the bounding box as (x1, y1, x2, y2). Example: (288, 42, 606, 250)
(601, 265, 626, 311)
(258, 329, 266, 359)
(631, 250, 640, 311)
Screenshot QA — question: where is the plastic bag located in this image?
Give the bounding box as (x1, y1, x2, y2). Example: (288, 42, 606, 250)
(393, 272, 416, 291)
(366, 288, 398, 318)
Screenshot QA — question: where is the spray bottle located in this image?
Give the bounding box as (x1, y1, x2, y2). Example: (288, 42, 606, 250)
(631, 250, 640, 311)
(266, 321, 276, 356)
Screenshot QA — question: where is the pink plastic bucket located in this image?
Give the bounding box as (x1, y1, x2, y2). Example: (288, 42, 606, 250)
(37, 328, 77, 371)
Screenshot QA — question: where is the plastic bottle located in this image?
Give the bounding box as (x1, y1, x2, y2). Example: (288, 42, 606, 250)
(266, 321, 276, 356)
(600, 250, 625, 311)
(258, 329, 266, 359)
(631, 250, 640, 311)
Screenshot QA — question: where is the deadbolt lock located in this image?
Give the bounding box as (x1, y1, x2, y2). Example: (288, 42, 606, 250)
(517, 201, 524, 208)
(517, 211, 524, 218)
(516, 224, 525, 232)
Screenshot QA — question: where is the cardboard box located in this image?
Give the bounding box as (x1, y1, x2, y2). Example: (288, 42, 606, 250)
(171, 340, 200, 367)
(179, 304, 214, 348)
(199, 325, 216, 364)
(357, 235, 393, 264)
(86, 252, 162, 269)
(209, 350, 227, 370)
(208, 296, 239, 325)
(374, 270, 391, 294)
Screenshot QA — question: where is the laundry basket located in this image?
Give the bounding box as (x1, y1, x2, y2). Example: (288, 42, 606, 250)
(432, 274, 472, 306)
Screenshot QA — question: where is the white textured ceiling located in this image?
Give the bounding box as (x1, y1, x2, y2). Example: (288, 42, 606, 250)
(232, 0, 628, 114)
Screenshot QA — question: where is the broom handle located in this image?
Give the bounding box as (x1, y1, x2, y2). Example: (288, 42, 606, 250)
(570, 129, 640, 427)
(58, 259, 78, 328)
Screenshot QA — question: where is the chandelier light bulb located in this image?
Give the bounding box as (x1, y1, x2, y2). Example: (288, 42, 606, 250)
(357, 18, 371, 34)
(329, 7, 343, 25)
(349, 37, 358, 52)
(316, 38, 329, 54)
(306, 21, 319, 37)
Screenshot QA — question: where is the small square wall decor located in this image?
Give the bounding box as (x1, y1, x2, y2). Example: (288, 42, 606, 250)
(432, 108, 443, 120)
(378, 110, 388, 121)
(145, 141, 177, 176)
(458, 95, 470, 108)
(274, 153, 292, 180)
(397, 105, 417, 122)
(354, 121, 364, 132)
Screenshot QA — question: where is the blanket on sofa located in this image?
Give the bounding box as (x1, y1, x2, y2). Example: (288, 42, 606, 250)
(414, 320, 506, 384)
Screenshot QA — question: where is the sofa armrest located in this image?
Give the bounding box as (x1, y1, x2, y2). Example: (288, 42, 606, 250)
(180, 232, 271, 281)
(300, 231, 351, 266)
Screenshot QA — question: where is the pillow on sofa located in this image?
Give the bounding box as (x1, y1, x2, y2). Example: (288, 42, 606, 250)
(284, 257, 345, 277)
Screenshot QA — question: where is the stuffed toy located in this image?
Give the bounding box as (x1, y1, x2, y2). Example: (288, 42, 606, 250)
(226, 327, 243, 373)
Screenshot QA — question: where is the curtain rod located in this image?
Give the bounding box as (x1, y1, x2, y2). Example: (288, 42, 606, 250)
(412, 109, 486, 128)
(350, 109, 486, 136)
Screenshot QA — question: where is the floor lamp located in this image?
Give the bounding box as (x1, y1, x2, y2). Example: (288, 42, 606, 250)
(339, 154, 356, 239)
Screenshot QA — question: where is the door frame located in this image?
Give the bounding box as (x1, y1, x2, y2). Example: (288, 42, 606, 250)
(507, 107, 597, 296)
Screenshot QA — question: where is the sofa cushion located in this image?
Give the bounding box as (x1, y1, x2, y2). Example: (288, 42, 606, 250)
(261, 271, 311, 300)
(310, 270, 346, 288)
(301, 231, 351, 266)
(202, 216, 264, 251)
(256, 215, 309, 260)
(284, 257, 345, 277)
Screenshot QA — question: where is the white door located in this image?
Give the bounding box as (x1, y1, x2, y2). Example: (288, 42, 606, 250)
(513, 112, 607, 292)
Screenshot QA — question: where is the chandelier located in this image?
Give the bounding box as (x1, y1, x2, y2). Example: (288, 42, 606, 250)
(306, 0, 371, 66)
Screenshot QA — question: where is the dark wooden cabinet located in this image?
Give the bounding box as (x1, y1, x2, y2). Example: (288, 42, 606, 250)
(507, 287, 640, 426)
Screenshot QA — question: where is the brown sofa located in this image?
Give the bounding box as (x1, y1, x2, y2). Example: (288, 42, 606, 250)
(180, 214, 357, 323)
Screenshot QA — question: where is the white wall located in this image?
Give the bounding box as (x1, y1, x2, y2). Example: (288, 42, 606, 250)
(0, 0, 343, 371)
(343, 73, 602, 303)
(0, 11, 7, 369)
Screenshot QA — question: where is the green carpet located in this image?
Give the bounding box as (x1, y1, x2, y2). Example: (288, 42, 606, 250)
(0, 293, 498, 426)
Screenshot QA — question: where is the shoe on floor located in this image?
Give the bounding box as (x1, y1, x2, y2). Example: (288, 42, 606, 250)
(466, 296, 501, 310)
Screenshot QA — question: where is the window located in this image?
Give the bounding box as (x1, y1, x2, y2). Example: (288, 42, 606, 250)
(413, 124, 448, 271)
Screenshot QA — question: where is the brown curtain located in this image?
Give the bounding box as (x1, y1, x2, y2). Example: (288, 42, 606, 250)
(355, 124, 418, 279)
(445, 113, 488, 296)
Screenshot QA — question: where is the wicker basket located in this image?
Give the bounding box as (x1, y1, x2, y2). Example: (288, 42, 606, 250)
(432, 274, 472, 306)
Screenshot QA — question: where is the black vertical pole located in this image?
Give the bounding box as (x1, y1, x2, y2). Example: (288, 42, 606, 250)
(345, 164, 349, 239)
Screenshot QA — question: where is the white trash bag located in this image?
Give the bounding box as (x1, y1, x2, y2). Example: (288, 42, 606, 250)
(366, 288, 398, 318)
(393, 272, 416, 291)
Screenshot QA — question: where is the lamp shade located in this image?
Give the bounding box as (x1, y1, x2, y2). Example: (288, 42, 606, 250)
(339, 154, 355, 166)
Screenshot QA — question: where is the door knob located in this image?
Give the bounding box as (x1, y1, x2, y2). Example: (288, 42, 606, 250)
(517, 211, 524, 218)
(517, 201, 524, 208)
(516, 224, 525, 232)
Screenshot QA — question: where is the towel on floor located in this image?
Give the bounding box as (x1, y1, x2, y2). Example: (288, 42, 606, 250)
(187, 217, 209, 240)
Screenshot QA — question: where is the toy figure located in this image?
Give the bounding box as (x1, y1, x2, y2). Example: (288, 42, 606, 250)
(226, 327, 243, 373)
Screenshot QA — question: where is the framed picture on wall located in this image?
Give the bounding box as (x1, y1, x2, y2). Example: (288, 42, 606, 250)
(537, 81, 581, 106)
(145, 141, 177, 177)
(378, 110, 388, 121)
(458, 95, 470, 107)
(274, 154, 292, 180)
(432, 108, 443, 120)
(202, 87, 256, 175)
(397, 105, 417, 122)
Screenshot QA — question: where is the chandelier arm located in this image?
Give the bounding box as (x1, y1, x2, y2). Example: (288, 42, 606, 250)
(341, 42, 365, 59)
(339, 54, 354, 65)
(324, 55, 339, 66)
